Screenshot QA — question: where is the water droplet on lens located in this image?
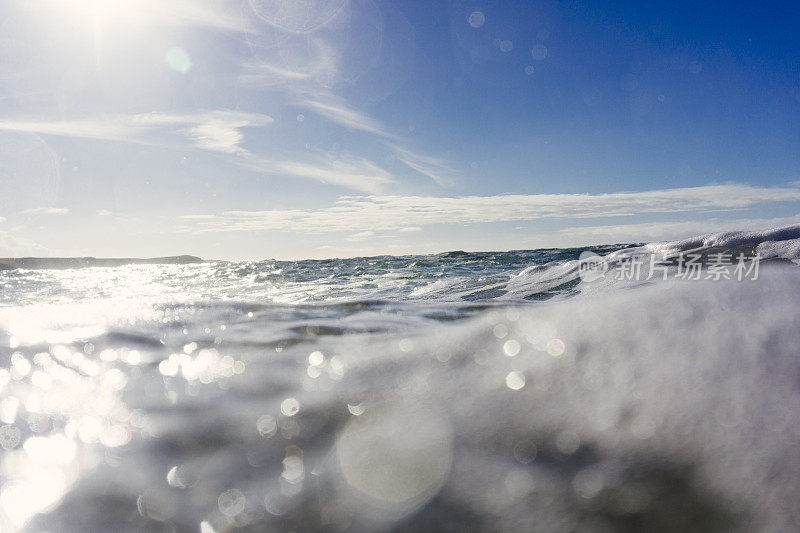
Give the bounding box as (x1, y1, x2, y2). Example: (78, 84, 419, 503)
(506, 371, 525, 390)
(531, 44, 548, 61)
(503, 339, 521, 357)
(280, 398, 300, 417)
(468, 11, 485, 28)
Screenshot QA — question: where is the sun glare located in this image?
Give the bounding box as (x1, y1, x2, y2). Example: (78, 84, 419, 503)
(61, 0, 141, 22)
(39, 0, 162, 65)
(43, 0, 160, 36)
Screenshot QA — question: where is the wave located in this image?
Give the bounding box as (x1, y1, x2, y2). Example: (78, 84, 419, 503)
(1, 225, 800, 531)
(643, 223, 800, 256)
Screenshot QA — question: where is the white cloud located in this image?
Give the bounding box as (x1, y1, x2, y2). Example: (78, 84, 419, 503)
(0, 119, 134, 142)
(239, 27, 456, 188)
(0, 111, 404, 194)
(391, 145, 458, 187)
(0, 230, 48, 257)
(31, 0, 246, 32)
(97, 210, 113, 217)
(22, 207, 68, 215)
(345, 231, 375, 242)
(239, 61, 314, 85)
(239, 153, 395, 194)
(150, 0, 246, 31)
(301, 98, 397, 139)
(0, 111, 273, 154)
(292, 101, 459, 188)
(185, 122, 245, 154)
(559, 214, 800, 243)
(177, 183, 800, 234)
(180, 214, 218, 220)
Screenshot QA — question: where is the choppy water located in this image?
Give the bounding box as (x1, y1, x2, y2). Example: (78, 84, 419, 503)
(2, 226, 800, 532)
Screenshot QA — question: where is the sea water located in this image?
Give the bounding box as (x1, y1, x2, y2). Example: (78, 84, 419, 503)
(1, 226, 800, 531)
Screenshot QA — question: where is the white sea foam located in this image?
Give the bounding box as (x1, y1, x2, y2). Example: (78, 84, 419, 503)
(757, 238, 800, 264)
(642, 223, 800, 257)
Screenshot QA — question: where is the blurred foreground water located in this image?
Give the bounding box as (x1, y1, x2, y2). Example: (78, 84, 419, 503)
(2, 226, 800, 531)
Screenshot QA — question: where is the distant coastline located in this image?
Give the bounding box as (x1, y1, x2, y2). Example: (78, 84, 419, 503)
(0, 255, 204, 270)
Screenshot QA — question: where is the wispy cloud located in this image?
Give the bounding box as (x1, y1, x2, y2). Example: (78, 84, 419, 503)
(30, 0, 246, 32)
(22, 207, 69, 215)
(293, 99, 459, 187)
(183, 117, 261, 155)
(0, 119, 133, 142)
(238, 19, 457, 187)
(391, 145, 458, 187)
(239, 61, 314, 85)
(301, 98, 397, 139)
(0, 111, 273, 155)
(176, 183, 800, 234)
(149, 0, 245, 31)
(243, 59, 417, 153)
(0, 230, 48, 257)
(0, 111, 398, 193)
(239, 47, 335, 93)
(559, 214, 800, 242)
(238, 153, 395, 194)
(345, 231, 376, 242)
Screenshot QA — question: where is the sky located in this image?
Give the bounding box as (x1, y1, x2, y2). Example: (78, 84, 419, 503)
(0, 0, 799, 259)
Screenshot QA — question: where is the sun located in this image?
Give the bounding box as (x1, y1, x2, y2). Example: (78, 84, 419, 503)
(39, 0, 161, 64)
(45, 0, 159, 35)
(62, 0, 143, 22)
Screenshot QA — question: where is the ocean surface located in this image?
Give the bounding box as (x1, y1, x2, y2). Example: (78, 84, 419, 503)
(2, 226, 800, 532)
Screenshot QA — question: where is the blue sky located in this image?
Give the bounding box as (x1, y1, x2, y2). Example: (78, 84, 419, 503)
(1, 0, 799, 259)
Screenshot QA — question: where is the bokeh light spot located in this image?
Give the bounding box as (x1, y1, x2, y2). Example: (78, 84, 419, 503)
(468, 11, 485, 28)
(165, 47, 192, 74)
(505, 371, 525, 390)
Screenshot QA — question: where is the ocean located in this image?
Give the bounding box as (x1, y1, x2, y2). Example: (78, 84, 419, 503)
(1, 226, 800, 532)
